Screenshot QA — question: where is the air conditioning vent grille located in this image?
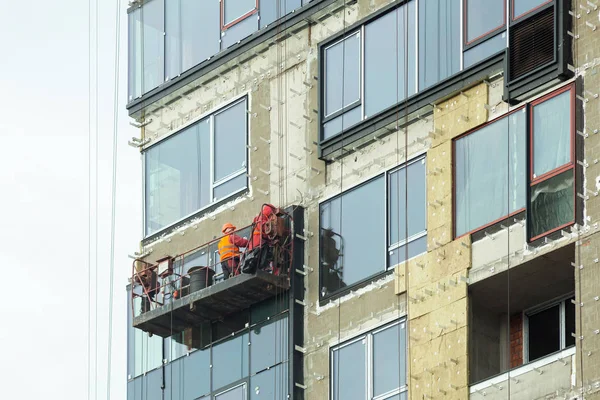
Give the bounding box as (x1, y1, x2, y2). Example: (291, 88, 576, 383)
(509, 7, 555, 80)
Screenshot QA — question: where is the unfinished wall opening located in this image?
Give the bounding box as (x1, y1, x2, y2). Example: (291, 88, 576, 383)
(468, 243, 575, 384)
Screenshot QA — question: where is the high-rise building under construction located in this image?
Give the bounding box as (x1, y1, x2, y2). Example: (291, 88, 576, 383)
(125, 0, 600, 398)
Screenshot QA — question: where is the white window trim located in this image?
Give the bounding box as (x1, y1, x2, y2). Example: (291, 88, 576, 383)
(331, 319, 407, 400)
(215, 382, 247, 399)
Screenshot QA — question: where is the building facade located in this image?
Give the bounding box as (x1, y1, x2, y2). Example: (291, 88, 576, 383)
(126, 0, 600, 399)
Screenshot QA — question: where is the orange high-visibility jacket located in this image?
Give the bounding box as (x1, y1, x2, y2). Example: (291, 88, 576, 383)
(218, 234, 249, 261)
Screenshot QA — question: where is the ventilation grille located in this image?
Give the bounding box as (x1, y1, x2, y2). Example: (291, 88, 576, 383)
(509, 7, 555, 80)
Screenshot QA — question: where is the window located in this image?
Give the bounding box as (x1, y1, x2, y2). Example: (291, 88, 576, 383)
(259, 0, 302, 29)
(331, 321, 407, 400)
(388, 156, 427, 267)
(454, 109, 527, 237)
(464, 0, 505, 44)
(525, 296, 575, 362)
(320, 177, 386, 297)
(320, 157, 427, 298)
(215, 383, 247, 400)
(453, 83, 576, 241)
(529, 85, 575, 240)
(512, 0, 553, 20)
(223, 0, 257, 29)
(144, 98, 248, 236)
(165, 0, 220, 80)
(418, 0, 460, 89)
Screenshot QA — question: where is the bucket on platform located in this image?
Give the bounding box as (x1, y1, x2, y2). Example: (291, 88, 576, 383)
(188, 266, 215, 293)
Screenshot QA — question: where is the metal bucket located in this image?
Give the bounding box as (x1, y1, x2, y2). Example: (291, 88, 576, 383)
(188, 266, 215, 293)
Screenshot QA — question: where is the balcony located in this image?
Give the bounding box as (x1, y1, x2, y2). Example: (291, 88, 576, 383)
(131, 206, 299, 338)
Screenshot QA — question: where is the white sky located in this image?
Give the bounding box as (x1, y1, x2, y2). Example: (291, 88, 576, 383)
(0, 0, 139, 398)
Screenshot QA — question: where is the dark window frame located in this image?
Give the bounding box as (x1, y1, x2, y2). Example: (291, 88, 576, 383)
(511, 0, 554, 21)
(528, 83, 575, 241)
(221, 0, 259, 30)
(463, 0, 507, 46)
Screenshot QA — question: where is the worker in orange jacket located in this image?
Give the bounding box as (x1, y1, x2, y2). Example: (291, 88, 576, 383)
(218, 223, 248, 279)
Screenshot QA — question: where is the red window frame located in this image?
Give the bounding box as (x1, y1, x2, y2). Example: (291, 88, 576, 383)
(511, 0, 553, 21)
(452, 107, 527, 239)
(221, 0, 259, 31)
(464, 0, 507, 46)
(528, 83, 576, 241)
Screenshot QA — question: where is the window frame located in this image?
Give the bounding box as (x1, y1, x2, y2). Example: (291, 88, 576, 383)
(221, 0, 259, 30)
(463, 0, 507, 46)
(452, 106, 527, 239)
(528, 83, 576, 241)
(142, 96, 249, 238)
(319, 154, 427, 300)
(511, 0, 553, 21)
(523, 294, 575, 363)
(330, 319, 408, 400)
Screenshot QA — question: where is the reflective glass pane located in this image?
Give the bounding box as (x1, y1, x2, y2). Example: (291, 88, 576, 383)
(324, 33, 361, 116)
(184, 349, 211, 398)
(222, 14, 259, 49)
(463, 33, 506, 68)
(128, 9, 142, 100)
(332, 339, 366, 400)
(322, 106, 361, 140)
(514, 0, 549, 18)
(250, 317, 288, 374)
(320, 177, 385, 296)
(259, 0, 301, 28)
(145, 121, 210, 235)
(145, 368, 163, 400)
(214, 174, 247, 201)
(214, 100, 247, 181)
(212, 334, 250, 391)
(388, 235, 427, 267)
(163, 359, 183, 400)
(373, 323, 406, 396)
(533, 90, 571, 178)
(455, 109, 527, 236)
(142, 0, 165, 93)
(216, 384, 247, 400)
(418, 0, 460, 89)
(466, 0, 504, 43)
(364, 3, 417, 117)
(224, 0, 255, 25)
(530, 169, 574, 238)
(388, 157, 427, 245)
(165, 0, 181, 80)
(528, 305, 560, 361)
(128, 377, 143, 400)
(250, 362, 288, 400)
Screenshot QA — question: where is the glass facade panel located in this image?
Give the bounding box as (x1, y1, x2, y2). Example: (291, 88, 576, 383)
(455, 109, 527, 236)
(418, 0, 460, 89)
(320, 177, 385, 296)
(214, 101, 247, 181)
(322, 106, 362, 140)
(259, 0, 301, 28)
(183, 348, 211, 398)
(142, 0, 165, 93)
(212, 333, 250, 391)
(532, 90, 571, 178)
(514, 0, 549, 18)
(216, 384, 247, 400)
(250, 317, 288, 374)
(324, 33, 361, 116)
(332, 339, 367, 400)
(466, 0, 504, 43)
(222, 15, 259, 49)
(250, 362, 288, 400)
(214, 173, 247, 201)
(463, 33, 506, 68)
(388, 235, 427, 267)
(530, 169, 574, 238)
(224, 0, 256, 25)
(373, 323, 406, 396)
(128, 9, 142, 101)
(364, 2, 416, 117)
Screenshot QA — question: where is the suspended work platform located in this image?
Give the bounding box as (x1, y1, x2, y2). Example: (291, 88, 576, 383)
(133, 271, 290, 337)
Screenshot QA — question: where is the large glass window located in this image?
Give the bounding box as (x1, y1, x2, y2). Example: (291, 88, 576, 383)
(320, 177, 385, 297)
(418, 0, 460, 89)
(454, 109, 527, 237)
(364, 2, 416, 117)
(513, 0, 552, 20)
(142, 0, 165, 94)
(324, 33, 361, 118)
(332, 321, 407, 400)
(145, 98, 248, 236)
(526, 297, 575, 362)
(223, 0, 257, 27)
(388, 156, 427, 266)
(465, 0, 505, 44)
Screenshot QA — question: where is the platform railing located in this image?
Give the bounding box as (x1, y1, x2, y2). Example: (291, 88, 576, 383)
(131, 208, 294, 319)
